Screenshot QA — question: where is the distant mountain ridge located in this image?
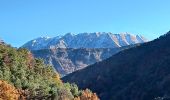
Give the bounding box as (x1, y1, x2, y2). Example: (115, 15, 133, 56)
(21, 32, 147, 76)
(31, 47, 132, 76)
(22, 32, 147, 50)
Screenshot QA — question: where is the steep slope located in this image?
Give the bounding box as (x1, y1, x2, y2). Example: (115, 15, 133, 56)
(22, 32, 147, 50)
(0, 43, 99, 100)
(63, 32, 170, 100)
(31, 47, 132, 76)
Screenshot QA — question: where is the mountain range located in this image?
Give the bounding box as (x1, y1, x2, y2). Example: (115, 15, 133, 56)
(63, 32, 170, 100)
(22, 32, 147, 50)
(22, 32, 147, 76)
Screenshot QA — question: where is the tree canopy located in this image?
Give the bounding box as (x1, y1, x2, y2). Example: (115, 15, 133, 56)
(0, 44, 99, 100)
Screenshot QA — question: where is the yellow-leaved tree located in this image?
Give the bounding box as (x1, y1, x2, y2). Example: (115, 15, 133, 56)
(0, 80, 20, 100)
(74, 89, 99, 100)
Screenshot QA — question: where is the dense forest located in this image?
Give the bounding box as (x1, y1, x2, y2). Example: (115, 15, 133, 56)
(0, 43, 99, 100)
(63, 32, 170, 100)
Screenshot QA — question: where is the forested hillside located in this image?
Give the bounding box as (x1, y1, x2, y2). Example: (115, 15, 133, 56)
(63, 32, 170, 100)
(31, 48, 126, 76)
(0, 44, 99, 100)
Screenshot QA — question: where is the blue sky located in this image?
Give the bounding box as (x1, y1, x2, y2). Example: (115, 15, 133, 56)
(0, 0, 170, 47)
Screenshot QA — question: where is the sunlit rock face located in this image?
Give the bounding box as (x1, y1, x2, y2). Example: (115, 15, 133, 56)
(22, 32, 147, 50)
(21, 32, 147, 76)
(31, 47, 128, 76)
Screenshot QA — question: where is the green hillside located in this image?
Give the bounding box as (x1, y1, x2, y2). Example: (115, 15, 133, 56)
(0, 44, 99, 100)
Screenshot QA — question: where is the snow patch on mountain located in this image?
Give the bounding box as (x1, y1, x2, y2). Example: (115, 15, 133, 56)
(22, 32, 147, 50)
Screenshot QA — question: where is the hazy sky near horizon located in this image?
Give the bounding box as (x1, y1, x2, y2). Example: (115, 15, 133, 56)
(0, 0, 170, 47)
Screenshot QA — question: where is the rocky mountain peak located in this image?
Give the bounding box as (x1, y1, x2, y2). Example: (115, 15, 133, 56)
(22, 32, 147, 50)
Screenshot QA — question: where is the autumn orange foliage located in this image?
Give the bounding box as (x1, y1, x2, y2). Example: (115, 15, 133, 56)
(74, 89, 99, 100)
(53, 73, 63, 84)
(0, 80, 20, 100)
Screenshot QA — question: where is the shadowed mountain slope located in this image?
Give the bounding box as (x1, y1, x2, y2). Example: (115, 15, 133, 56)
(31, 47, 133, 76)
(63, 32, 170, 100)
